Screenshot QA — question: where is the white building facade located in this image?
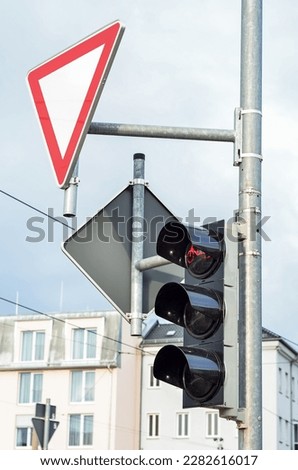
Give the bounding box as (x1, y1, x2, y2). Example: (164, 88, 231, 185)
(0, 310, 297, 450)
(0, 311, 141, 450)
(262, 329, 298, 449)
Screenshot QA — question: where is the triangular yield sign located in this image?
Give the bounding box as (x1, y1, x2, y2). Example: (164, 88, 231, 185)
(32, 417, 59, 448)
(32, 418, 44, 448)
(48, 420, 59, 444)
(27, 21, 125, 188)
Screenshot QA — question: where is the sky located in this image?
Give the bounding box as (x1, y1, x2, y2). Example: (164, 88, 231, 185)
(1, 0, 298, 347)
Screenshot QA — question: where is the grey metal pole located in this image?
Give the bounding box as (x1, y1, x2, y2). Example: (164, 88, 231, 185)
(135, 255, 170, 272)
(63, 163, 79, 217)
(130, 153, 145, 336)
(89, 122, 235, 143)
(43, 398, 51, 450)
(238, 0, 263, 449)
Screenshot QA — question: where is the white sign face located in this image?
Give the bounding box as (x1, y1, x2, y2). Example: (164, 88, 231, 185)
(27, 21, 125, 188)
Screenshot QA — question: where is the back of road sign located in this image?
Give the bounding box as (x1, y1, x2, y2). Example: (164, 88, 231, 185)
(27, 21, 125, 188)
(62, 185, 183, 317)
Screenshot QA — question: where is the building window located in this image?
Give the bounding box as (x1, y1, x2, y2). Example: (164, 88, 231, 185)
(176, 412, 189, 438)
(285, 372, 289, 397)
(70, 371, 95, 402)
(16, 427, 32, 447)
(292, 377, 295, 401)
(206, 411, 219, 438)
(147, 413, 159, 438)
(279, 417, 283, 444)
(294, 423, 298, 450)
(278, 367, 282, 393)
(21, 331, 45, 361)
(149, 365, 160, 388)
(19, 372, 43, 403)
(69, 414, 93, 447)
(285, 420, 289, 447)
(72, 328, 97, 359)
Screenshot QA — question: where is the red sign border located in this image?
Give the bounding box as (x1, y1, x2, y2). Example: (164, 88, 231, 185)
(27, 21, 125, 188)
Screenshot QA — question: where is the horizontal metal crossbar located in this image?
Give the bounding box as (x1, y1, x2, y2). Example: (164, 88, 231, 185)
(88, 122, 235, 143)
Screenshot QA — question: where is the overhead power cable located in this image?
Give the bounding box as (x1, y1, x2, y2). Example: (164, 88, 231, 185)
(0, 296, 151, 356)
(0, 189, 74, 230)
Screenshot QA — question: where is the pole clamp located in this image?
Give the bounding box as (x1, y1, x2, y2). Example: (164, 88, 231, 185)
(234, 107, 263, 166)
(129, 178, 149, 186)
(69, 176, 80, 186)
(126, 312, 148, 321)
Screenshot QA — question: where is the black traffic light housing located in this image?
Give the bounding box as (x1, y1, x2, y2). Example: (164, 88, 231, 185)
(153, 219, 238, 418)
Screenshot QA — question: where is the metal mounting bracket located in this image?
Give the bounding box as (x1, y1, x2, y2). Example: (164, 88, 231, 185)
(234, 108, 242, 166)
(233, 108, 263, 166)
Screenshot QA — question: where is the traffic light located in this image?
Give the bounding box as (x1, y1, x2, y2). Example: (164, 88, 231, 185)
(153, 219, 238, 418)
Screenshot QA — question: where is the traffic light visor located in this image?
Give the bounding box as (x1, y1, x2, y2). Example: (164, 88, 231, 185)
(155, 282, 223, 339)
(153, 345, 224, 403)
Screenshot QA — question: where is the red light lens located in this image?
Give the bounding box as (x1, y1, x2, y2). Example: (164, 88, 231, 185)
(185, 244, 215, 278)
